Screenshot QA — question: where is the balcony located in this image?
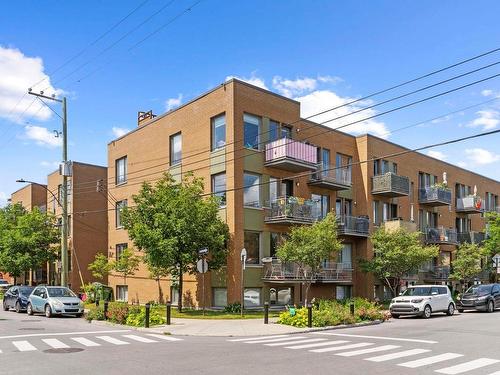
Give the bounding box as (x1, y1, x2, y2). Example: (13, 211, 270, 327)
(265, 196, 315, 225)
(264, 138, 317, 172)
(262, 258, 353, 283)
(308, 165, 352, 191)
(418, 186, 452, 206)
(457, 231, 486, 245)
(456, 195, 484, 214)
(337, 215, 370, 237)
(423, 266, 450, 281)
(371, 172, 410, 197)
(424, 227, 458, 245)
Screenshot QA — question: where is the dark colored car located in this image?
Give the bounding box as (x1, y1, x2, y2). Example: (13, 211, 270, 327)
(2, 286, 35, 313)
(457, 283, 500, 313)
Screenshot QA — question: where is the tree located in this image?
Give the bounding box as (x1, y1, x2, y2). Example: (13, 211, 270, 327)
(113, 248, 141, 285)
(276, 213, 342, 306)
(88, 253, 113, 281)
(0, 204, 59, 284)
(484, 212, 500, 282)
(147, 263, 170, 304)
(451, 243, 487, 289)
(360, 227, 438, 298)
(121, 173, 229, 311)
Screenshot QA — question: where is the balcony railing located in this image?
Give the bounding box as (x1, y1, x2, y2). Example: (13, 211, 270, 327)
(418, 186, 452, 206)
(308, 164, 352, 191)
(264, 138, 317, 172)
(424, 227, 458, 245)
(456, 195, 484, 214)
(372, 172, 410, 197)
(457, 231, 486, 245)
(424, 266, 450, 281)
(265, 196, 315, 225)
(337, 215, 370, 237)
(262, 258, 353, 283)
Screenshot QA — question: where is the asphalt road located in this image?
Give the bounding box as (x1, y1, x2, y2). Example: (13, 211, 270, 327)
(1, 307, 499, 375)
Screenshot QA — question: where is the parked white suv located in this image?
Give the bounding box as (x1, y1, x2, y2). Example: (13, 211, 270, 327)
(390, 285, 455, 319)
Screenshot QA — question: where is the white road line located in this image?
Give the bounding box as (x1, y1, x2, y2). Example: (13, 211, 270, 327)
(336, 345, 401, 357)
(265, 338, 326, 347)
(312, 332, 438, 344)
(486, 372, 500, 375)
(96, 336, 130, 345)
(0, 330, 131, 340)
(71, 337, 101, 347)
(42, 339, 69, 349)
(398, 353, 464, 368)
(12, 341, 37, 352)
(146, 334, 183, 342)
(285, 340, 350, 350)
(435, 358, 500, 375)
(244, 336, 307, 344)
(310, 342, 373, 353)
(228, 335, 290, 342)
(366, 348, 431, 362)
(122, 335, 157, 343)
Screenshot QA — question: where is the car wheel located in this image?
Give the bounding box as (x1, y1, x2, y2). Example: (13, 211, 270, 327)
(27, 303, 33, 316)
(422, 305, 432, 319)
(487, 300, 494, 313)
(458, 309, 464, 313)
(44, 304, 52, 318)
(446, 303, 455, 316)
(2, 300, 9, 311)
(391, 314, 400, 319)
(15, 301, 22, 313)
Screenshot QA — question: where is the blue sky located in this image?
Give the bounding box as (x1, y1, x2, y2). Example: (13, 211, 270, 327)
(1, 0, 500, 204)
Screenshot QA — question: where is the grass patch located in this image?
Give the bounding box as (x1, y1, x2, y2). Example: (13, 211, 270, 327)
(169, 308, 282, 320)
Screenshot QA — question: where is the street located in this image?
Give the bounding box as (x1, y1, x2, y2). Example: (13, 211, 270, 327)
(1, 309, 500, 375)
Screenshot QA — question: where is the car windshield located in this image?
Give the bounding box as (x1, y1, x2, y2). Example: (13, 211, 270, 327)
(19, 287, 34, 296)
(47, 288, 76, 298)
(465, 285, 492, 296)
(401, 287, 432, 296)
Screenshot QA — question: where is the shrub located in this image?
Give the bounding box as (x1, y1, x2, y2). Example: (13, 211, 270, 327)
(82, 283, 97, 303)
(126, 306, 165, 327)
(223, 302, 241, 313)
(106, 302, 129, 324)
(85, 306, 105, 322)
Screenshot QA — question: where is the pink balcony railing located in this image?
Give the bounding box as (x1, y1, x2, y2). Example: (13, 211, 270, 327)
(265, 138, 317, 165)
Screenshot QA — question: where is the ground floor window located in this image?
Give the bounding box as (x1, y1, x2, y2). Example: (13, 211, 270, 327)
(336, 285, 352, 300)
(244, 288, 261, 307)
(213, 288, 227, 307)
(269, 287, 292, 305)
(116, 285, 128, 302)
(170, 286, 179, 306)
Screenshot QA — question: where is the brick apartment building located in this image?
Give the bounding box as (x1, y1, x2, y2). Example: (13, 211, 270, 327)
(107, 79, 500, 307)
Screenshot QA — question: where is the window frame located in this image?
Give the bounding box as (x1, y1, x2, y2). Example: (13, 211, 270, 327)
(243, 113, 261, 150)
(115, 199, 127, 228)
(115, 243, 128, 261)
(115, 156, 128, 185)
(169, 132, 182, 166)
(211, 172, 227, 207)
(211, 114, 226, 151)
(243, 172, 261, 208)
(116, 285, 128, 302)
(244, 230, 261, 265)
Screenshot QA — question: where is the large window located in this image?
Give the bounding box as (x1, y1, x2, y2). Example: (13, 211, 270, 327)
(116, 285, 128, 302)
(243, 114, 260, 149)
(311, 193, 329, 220)
(269, 177, 279, 203)
(269, 120, 279, 142)
(336, 153, 352, 182)
(244, 288, 261, 307)
(115, 156, 127, 184)
(170, 132, 182, 165)
(339, 244, 352, 267)
(269, 287, 292, 306)
(211, 114, 226, 150)
(116, 243, 128, 261)
(211, 173, 226, 206)
(244, 231, 261, 264)
(336, 285, 352, 300)
(115, 200, 127, 228)
(243, 172, 261, 207)
(213, 288, 227, 307)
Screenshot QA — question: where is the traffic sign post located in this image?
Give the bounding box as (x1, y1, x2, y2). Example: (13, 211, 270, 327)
(197, 248, 209, 316)
(240, 248, 247, 317)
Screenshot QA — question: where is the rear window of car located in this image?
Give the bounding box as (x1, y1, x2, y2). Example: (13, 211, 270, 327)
(438, 287, 448, 295)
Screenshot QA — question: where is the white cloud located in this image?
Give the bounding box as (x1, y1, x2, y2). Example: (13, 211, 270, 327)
(426, 150, 447, 160)
(24, 125, 62, 148)
(40, 161, 59, 169)
(165, 94, 183, 111)
(0, 192, 8, 207)
(272, 76, 318, 97)
(467, 109, 500, 130)
(0, 46, 62, 123)
(226, 74, 268, 90)
(465, 148, 500, 165)
(111, 126, 130, 138)
(317, 75, 342, 84)
(456, 161, 468, 168)
(481, 89, 494, 97)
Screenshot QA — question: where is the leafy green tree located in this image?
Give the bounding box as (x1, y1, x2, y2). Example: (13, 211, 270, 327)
(88, 253, 113, 281)
(147, 263, 170, 304)
(360, 227, 438, 298)
(451, 243, 487, 289)
(484, 212, 500, 282)
(0, 203, 59, 284)
(121, 173, 229, 311)
(276, 213, 342, 306)
(113, 248, 141, 285)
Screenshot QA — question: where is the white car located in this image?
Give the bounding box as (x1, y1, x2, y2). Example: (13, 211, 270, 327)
(390, 285, 455, 319)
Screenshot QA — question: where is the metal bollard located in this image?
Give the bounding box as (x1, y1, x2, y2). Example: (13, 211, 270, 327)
(166, 301, 171, 325)
(350, 302, 355, 316)
(95, 299, 100, 307)
(264, 302, 269, 324)
(103, 301, 109, 320)
(307, 304, 312, 328)
(145, 303, 151, 328)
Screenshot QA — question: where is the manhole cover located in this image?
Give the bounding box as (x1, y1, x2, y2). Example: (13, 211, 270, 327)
(44, 348, 84, 354)
(18, 327, 45, 331)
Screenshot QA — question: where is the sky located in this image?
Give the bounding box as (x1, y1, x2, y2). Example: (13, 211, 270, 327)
(1, 0, 500, 205)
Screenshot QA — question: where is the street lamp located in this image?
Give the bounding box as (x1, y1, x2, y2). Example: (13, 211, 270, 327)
(16, 179, 61, 206)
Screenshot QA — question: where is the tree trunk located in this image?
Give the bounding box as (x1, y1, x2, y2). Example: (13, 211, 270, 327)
(178, 268, 183, 312)
(157, 277, 164, 304)
(13, 276, 17, 285)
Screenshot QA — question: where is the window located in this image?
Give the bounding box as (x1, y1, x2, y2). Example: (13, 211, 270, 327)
(115, 200, 127, 228)
(269, 287, 292, 305)
(244, 231, 261, 264)
(243, 173, 261, 207)
(211, 114, 226, 150)
(116, 285, 128, 302)
(116, 243, 128, 261)
(269, 120, 279, 142)
(244, 288, 261, 307)
(269, 177, 279, 203)
(280, 125, 292, 139)
(311, 194, 329, 220)
(281, 179, 293, 197)
(115, 156, 127, 184)
(373, 200, 380, 224)
(339, 244, 352, 267)
(169, 132, 182, 165)
(336, 153, 352, 183)
(336, 285, 352, 300)
(270, 232, 282, 257)
(382, 203, 398, 221)
(243, 114, 260, 149)
(211, 173, 226, 206)
(213, 288, 227, 307)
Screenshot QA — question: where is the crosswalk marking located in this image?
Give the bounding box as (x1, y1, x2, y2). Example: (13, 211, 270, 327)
(435, 358, 500, 374)
(398, 353, 464, 368)
(122, 335, 158, 343)
(310, 342, 373, 353)
(265, 338, 326, 347)
(96, 336, 130, 345)
(244, 336, 307, 344)
(228, 335, 290, 342)
(71, 337, 101, 347)
(12, 340, 37, 352)
(366, 348, 431, 362)
(146, 334, 183, 342)
(42, 339, 69, 349)
(486, 371, 500, 375)
(311, 332, 438, 344)
(336, 345, 401, 357)
(285, 340, 350, 350)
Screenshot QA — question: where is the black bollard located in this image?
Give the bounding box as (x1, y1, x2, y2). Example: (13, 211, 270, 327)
(166, 301, 171, 325)
(95, 299, 100, 307)
(307, 304, 312, 328)
(103, 301, 109, 320)
(145, 303, 151, 328)
(350, 302, 355, 316)
(264, 302, 269, 324)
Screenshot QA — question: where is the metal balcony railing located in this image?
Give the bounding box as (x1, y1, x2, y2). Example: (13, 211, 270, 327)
(456, 195, 484, 214)
(262, 258, 353, 283)
(308, 164, 352, 190)
(457, 231, 486, 244)
(264, 196, 315, 225)
(424, 266, 451, 280)
(418, 186, 452, 206)
(424, 227, 458, 245)
(337, 215, 370, 237)
(264, 138, 317, 171)
(372, 172, 410, 197)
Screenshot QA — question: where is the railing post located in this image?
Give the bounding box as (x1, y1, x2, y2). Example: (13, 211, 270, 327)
(350, 302, 355, 316)
(166, 301, 171, 325)
(145, 303, 150, 328)
(307, 304, 312, 328)
(264, 302, 269, 324)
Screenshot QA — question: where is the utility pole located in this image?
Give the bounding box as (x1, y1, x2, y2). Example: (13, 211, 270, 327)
(28, 89, 69, 287)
